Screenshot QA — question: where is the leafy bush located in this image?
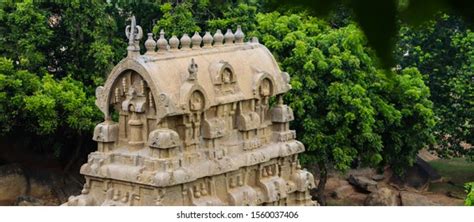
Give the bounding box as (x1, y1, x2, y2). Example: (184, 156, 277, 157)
(0, 57, 99, 156)
(465, 182, 474, 206)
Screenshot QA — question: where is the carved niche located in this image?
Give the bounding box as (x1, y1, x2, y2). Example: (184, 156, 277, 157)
(255, 75, 274, 124)
(110, 71, 156, 150)
(209, 61, 239, 95)
(189, 90, 205, 111)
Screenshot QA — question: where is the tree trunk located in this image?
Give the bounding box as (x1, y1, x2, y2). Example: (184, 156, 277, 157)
(63, 133, 83, 174)
(316, 161, 328, 206)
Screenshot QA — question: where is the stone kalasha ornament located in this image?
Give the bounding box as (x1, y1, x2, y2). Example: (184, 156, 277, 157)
(180, 33, 191, 50)
(191, 31, 202, 49)
(213, 29, 224, 47)
(144, 33, 156, 54)
(202, 31, 213, 48)
(224, 29, 234, 45)
(157, 29, 168, 52)
(169, 35, 179, 51)
(234, 25, 245, 44)
(65, 17, 317, 206)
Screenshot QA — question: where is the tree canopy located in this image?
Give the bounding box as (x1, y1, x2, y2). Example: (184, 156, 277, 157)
(395, 14, 473, 159)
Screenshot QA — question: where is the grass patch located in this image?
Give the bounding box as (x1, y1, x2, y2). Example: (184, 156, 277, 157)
(429, 182, 464, 196)
(428, 158, 474, 184)
(428, 158, 473, 201)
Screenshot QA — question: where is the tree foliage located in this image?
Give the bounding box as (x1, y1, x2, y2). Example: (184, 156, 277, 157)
(251, 11, 435, 203)
(272, 0, 474, 68)
(153, 2, 201, 37)
(254, 11, 434, 172)
(466, 182, 474, 206)
(396, 14, 473, 158)
(0, 0, 118, 159)
(0, 57, 99, 156)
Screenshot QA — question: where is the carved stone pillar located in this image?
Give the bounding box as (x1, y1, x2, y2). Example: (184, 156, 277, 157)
(128, 112, 144, 151)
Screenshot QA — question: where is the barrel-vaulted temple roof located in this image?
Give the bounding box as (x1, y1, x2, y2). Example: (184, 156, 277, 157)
(95, 17, 291, 120)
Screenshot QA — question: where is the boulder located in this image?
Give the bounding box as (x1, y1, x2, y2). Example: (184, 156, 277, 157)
(346, 168, 376, 177)
(28, 178, 61, 205)
(364, 187, 398, 206)
(400, 191, 437, 206)
(389, 156, 441, 191)
(348, 175, 378, 193)
(0, 164, 28, 205)
(15, 196, 44, 206)
(0, 163, 65, 205)
(349, 192, 369, 206)
(332, 185, 357, 199)
(372, 174, 385, 181)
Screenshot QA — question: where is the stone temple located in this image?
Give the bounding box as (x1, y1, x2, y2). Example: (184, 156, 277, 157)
(64, 16, 316, 206)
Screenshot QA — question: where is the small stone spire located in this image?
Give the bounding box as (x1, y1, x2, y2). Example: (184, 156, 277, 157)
(191, 32, 202, 49)
(202, 31, 213, 48)
(224, 29, 234, 45)
(251, 37, 259, 44)
(234, 25, 245, 44)
(169, 35, 179, 51)
(180, 33, 191, 50)
(144, 33, 156, 54)
(213, 29, 224, 47)
(157, 29, 168, 53)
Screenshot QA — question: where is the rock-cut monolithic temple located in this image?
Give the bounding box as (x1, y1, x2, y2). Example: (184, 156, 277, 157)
(64, 16, 317, 206)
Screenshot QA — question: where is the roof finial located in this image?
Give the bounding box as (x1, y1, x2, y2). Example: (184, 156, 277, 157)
(169, 35, 179, 51)
(125, 15, 143, 56)
(203, 31, 213, 48)
(144, 33, 156, 54)
(251, 37, 259, 44)
(157, 29, 168, 53)
(188, 58, 198, 81)
(234, 25, 245, 44)
(224, 29, 234, 45)
(213, 29, 224, 47)
(192, 32, 202, 49)
(180, 34, 191, 50)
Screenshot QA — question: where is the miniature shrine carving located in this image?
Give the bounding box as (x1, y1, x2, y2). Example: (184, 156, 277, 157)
(64, 16, 317, 206)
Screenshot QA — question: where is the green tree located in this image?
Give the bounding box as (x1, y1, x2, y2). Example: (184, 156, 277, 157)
(152, 1, 264, 38)
(253, 11, 435, 204)
(395, 14, 473, 159)
(152, 2, 201, 37)
(0, 1, 52, 72)
(272, 0, 474, 68)
(0, 0, 120, 168)
(0, 57, 99, 160)
(207, 3, 258, 34)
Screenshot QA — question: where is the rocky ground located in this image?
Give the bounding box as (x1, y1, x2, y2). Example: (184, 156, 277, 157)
(323, 168, 465, 206)
(0, 163, 82, 206)
(0, 163, 467, 206)
(0, 149, 470, 206)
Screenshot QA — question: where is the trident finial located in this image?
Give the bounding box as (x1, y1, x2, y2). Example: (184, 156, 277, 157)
(125, 15, 143, 56)
(188, 58, 198, 81)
